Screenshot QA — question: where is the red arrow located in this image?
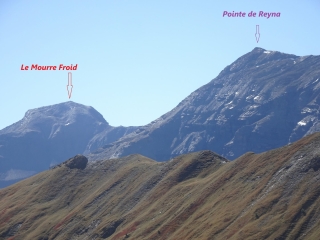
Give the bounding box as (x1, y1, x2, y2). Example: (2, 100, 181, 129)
(255, 25, 260, 43)
(67, 72, 73, 99)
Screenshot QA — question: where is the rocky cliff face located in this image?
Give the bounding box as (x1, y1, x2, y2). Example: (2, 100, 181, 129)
(0, 102, 136, 188)
(88, 47, 320, 161)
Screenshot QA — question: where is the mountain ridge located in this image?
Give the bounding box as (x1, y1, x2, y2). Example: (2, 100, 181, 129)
(1, 132, 320, 239)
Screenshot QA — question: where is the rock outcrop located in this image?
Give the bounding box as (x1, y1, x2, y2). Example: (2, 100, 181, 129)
(64, 154, 88, 170)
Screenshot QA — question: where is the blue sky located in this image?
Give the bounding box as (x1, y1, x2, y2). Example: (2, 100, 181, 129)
(0, 0, 319, 129)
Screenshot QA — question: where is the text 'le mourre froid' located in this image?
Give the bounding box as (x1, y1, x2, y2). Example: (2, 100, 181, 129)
(21, 64, 78, 70)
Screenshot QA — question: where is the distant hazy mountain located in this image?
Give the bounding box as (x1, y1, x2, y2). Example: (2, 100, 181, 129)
(89, 47, 320, 161)
(0, 102, 136, 188)
(1, 132, 320, 239)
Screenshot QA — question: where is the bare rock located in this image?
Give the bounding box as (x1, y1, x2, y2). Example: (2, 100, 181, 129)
(64, 154, 88, 170)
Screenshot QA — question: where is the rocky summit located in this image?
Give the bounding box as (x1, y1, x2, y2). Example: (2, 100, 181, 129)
(0, 102, 136, 188)
(88, 47, 320, 161)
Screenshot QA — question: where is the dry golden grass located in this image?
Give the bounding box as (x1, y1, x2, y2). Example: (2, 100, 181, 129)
(1, 133, 320, 239)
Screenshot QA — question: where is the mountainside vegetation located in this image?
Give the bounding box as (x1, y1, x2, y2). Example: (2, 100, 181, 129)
(1, 133, 320, 239)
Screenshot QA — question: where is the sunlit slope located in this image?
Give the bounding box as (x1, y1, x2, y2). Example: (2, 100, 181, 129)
(1, 133, 320, 239)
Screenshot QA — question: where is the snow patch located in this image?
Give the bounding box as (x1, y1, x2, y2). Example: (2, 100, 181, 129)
(248, 105, 259, 110)
(246, 95, 254, 101)
(297, 121, 306, 126)
(301, 107, 312, 114)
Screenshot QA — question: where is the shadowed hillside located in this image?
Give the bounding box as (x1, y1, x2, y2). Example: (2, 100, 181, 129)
(1, 133, 320, 239)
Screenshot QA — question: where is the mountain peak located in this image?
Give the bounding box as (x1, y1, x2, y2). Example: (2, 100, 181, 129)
(0, 101, 138, 188)
(220, 47, 299, 75)
(24, 101, 103, 120)
(251, 47, 266, 52)
(1, 102, 108, 136)
(0, 102, 110, 186)
(88, 48, 320, 162)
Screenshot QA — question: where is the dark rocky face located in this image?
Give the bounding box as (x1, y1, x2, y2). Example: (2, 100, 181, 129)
(64, 154, 88, 170)
(88, 47, 320, 161)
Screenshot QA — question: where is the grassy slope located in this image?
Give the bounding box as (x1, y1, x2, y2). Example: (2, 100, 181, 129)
(0, 133, 320, 240)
